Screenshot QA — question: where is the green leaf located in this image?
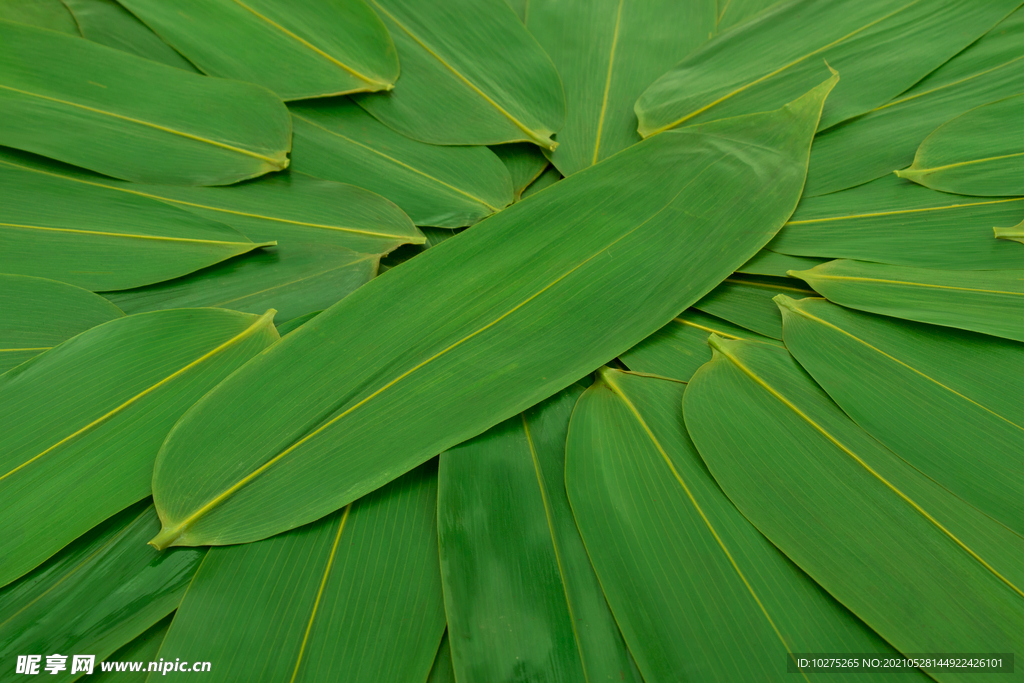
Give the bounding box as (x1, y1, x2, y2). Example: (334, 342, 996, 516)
(620, 309, 782, 383)
(770, 175, 1024, 270)
(0, 147, 421, 253)
(379, 226, 458, 273)
(567, 369, 927, 682)
(93, 615, 173, 682)
(62, 0, 199, 71)
(276, 310, 320, 337)
(737, 250, 827, 278)
(683, 337, 1024, 676)
(806, 8, 1024, 197)
(527, 0, 715, 175)
(896, 94, 1024, 196)
(790, 259, 1024, 342)
(291, 99, 513, 228)
(0, 154, 271, 291)
(149, 75, 835, 549)
(0, 308, 277, 588)
(0, 20, 290, 185)
(0, 274, 123, 374)
(117, 0, 397, 100)
(996, 219, 1024, 245)
(635, 0, 1019, 136)
(354, 0, 565, 148)
(777, 296, 1024, 536)
(520, 165, 562, 199)
(715, 0, 785, 31)
(104, 244, 377, 325)
(693, 274, 816, 339)
(426, 633, 455, 683)
(439, 385, 637, 683)
(0, 0, 78, 33)
(490, 143, 549, 200)
(0, 502, 205, 676)
(153, 464, 444, 682)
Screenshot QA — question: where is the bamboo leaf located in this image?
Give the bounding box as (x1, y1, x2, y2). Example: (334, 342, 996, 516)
(62, 0, 199, 71)
(0, 0, 78, 33)
(567, 369, 929, 682)
(996, 219, 1024, 245)
(737, 250, 827, 278)
(527, 0, 716, 175)
(715, 0, 785, 32)
(117, 0, 398, 100)
(439, 385, 638, 683)
(694, 274, 816, 339)
(806, 8, 1024, 197)
(770, 175, 1024, 270)
(92, 615, 172, 683)
(520, 165, 562, 199)
(777, 296, 1024, 536)
(0, 274, 123, 374)
(426, 633, 455, 683)
(152, 464, 444, 682)
(276, 310, 320, 337)
(491, 143, 549, 200)
(620, 309, 782, 383)
(354, 0, 565, 148)
(0, 502, 205, 677)
(291, 99, 513, 228)
(897, 94, 1024, 196)
(0, 20, 291, 185)
(149, 75, 836, 549)
(0, 308, 277, 589)
(790, 259, 1024, 342)
(683, 338, 1024, 677)
(635, 0, 1019, 136)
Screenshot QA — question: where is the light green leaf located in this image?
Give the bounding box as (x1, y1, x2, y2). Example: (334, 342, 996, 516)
(715, 0, 785, 32)
(0, 0, 78, 33)
(149, 75, 835, 549)
(291, 99, 513, 228)
(491, 143, 549, 200)
(276, 310, 321, 337)
(620, 309, 782, 383)
(996, 219, 1024, 245)
(0, 20, 290, 185)
(790, 259, 1024, 342)
(354, 0, 565, 148)
(520, 165, 562, 199)
(737, 249, 827, 277)
(0, 502, 205, 679)
(426, 633, 455, 683)
(62, 0, 198, 71)
(94, 615, 173, 682)
(0, 308, 277, 588)
(0, 274, 123, 374)
(153, 464, 444, 682)
(0, 154, 269, 291)
(806, 8, 1024, 197)
(778, 296, 1024, 536)
(104, 244, 377, 325)
(684, 338, 1024, 680)
(439, 385, 637, 683)
(635, 0, 1019, 135)
(117, 0, 397, 100)
(897, 94, 1024, 196)
(527, 0, 715, 175)
(694, 274, 816, 339)
(770, 174, 1024, 270)
(568, 369, 928, 682)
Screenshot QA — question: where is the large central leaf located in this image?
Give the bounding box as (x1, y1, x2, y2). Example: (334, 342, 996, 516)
(149, 74, 836, 549)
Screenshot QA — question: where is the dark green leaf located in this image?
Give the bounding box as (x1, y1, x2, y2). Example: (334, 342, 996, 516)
(491, 143, 549, 200)
(694, 274, 816, 339)
(92, 615, 172, 682)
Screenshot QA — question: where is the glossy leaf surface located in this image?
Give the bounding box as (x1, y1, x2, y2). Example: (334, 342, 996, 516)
(693, 274, 816, 339)
(93, 615, 172, 682)
(62, 0, 198, 71)
(150, 77, 835, 549)
(154, 464, 444, 682)
(0, 274, 123, 374)
(118, 0, 398, 100)
(0, 308, 277, 588)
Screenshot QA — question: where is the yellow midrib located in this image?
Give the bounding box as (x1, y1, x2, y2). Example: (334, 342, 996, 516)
(723, 277, 815, 294)
(807, 272, 1024, 297)
(869, 55, 1024, 115)
(0, 221, 263, 247)
(906, 149, 1024, 175)
(208, 256, 377, 308)
(591, 0, 624, 166)
(788, 195, 1024, 224)
(0, 347, 51, 353)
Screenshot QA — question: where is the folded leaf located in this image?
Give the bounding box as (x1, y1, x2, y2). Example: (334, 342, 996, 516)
(635, 0, 1019, 136)
(897, 94, 1024, 196)
(806, 8, 1024, 197)
(527, 0, 715, 175)
(568, 369, 928, 682)
(92, 614, 173, 682)
(0, 20, 290, 185)
(770, 175, 1024, 270)
(0, 0, 78, 33)
(354, 0, 565, 148)
(790, 259, 1024, 342)
(0, 155, 269, 291)
(62, 0, 199, 71)
(737, 250, 826, 277)
(0, 274, 123, 374)
(0, 502, 205, 675)
(117, 0, 397, 100)
(694, 274, 816, 339)
(684, 338, 1024, 678)
(439, 385, 637, 683)
(620, 309, 782, 382)
(153, 464, 444, 682)
(491, 143, 548, 200)
(778, 296, 1024, 536)
(0, 308, 277, 588)
(104, 244, 377, 324)
(149, 74, 836, 549)
(291, 100, 513, 228)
